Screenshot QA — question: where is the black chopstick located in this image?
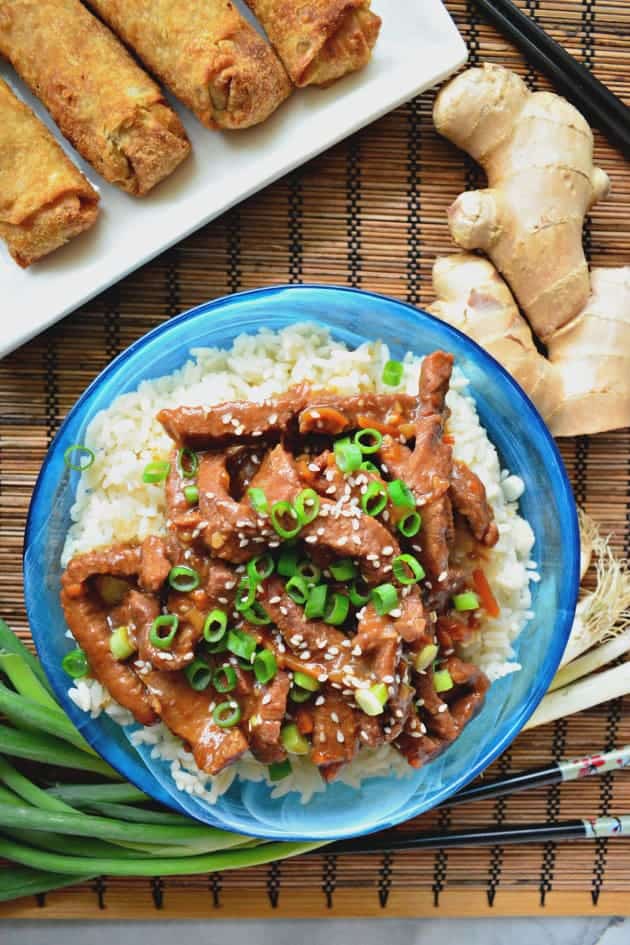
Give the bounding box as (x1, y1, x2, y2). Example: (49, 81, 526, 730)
(330, 815, 630, 855)
(470, 0, 630, 159)
(443, 746, 630, 807)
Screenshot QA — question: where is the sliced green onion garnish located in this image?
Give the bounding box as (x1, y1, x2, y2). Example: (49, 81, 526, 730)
(414, 643, 439, 672)
(285, 575, 310, 606)
(388, 479, 416, 509)
(213, 664, 237, 693)
(361, 481, 388, 516)
(296, 560, 321, 586)
(203, 609, 228, 643)
(382, 359, 403, 386)
(226, 628, 257, 661)
(168, 565, 200, 593)
(392, 553, 425, 585)
(213, 701, 242, 728)
(185, 659, 212, 692)
(360, 460, 380, 475)
(177, 447, 199, 479)
(289, 686, 312, 703)
(235, 576, 256, 613)
(354, 428, 383, 454)
(242, 602, 272, 625)
(277, 546, 299, 577)
(270, 501, 301, 540)
(142, 460, 170, 484)
(434, 669, 454, 693)
(280, 722, 309, 755)
(295, 488, 320, 525)
(183, 484, 199, 505)
(293, 671, 320, 692)
(206, 638, 228, 654)
(237, 657, 254, 672)
(453, 591, 480, 612)
(398, 511, 422, 537)
(268, 759, 292, 781)
(247, 487, 268, 515)
(329, 558, 358, 581)
(349, 579, 370, 607)
(61, 648, 89, 679)
(109, 626, 135, 661)
(149, 614, 179, 649)
(324, 592, 350, 626)
(254, 649, 277, 684)
(334, 439, 363, 474)
(304, 583, 328, 619)
(370, 583, 399, 616)
(247, 553, 275, 584)
(356, 683, 388, 716)
(63, 444, 95, 472)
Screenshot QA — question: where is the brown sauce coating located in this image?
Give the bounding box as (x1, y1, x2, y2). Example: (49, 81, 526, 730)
(61, 351, 497, 780)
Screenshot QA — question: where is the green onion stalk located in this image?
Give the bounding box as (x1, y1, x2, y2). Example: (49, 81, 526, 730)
(0, 619, 325, 904)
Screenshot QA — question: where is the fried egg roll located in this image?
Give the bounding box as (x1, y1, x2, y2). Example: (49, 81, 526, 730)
(245, 0, 381, 87)
(0, 0, 190, 195)
(0, 79, 99, 267)
(85, 0, 292, 130)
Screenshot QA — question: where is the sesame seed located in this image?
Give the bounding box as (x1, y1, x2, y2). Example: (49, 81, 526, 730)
(389, 608, 402, 618)
(342, 639, 352, 649)
(352, 536, 361, 545)
(305, 535, 317, 544)
(308, 463, 320, 472)
(352, 645, 362, 657)
(225, 580, 236, 590)
(383, 675, 394, 684)
(331, 712, 339, 723)
(302, 651, 311, 660)
(420, 723, 427, 734)
(394, 709, 404, 719)
(382, 546, 394, 556)
(318, 673, 329, 682)
(315, 695, 325, 706)
(329, 646, 339, 655)
(319, 732, 326, 743)
(280, 606, 288, 615)
(269, 595, 281, 604)
(262, 693, 272, 705)
(336, 731, 345, 743)
(438, 704, 448, 713)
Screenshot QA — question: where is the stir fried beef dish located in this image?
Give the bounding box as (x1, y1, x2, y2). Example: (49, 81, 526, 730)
(61, 351, 500, 783)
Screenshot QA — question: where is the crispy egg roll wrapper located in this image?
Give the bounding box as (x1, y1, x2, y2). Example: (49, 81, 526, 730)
(85, 0, 292, 130)
(0, 0, 190, 195)
(245, 0, 381, 87)
(0, 79, 99, 267)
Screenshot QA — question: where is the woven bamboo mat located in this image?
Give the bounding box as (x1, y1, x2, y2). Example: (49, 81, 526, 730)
(1, 0, 629, 919)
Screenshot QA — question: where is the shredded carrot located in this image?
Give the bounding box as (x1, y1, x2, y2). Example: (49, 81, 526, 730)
(443, 434, 455, 445)
(64, 582, 83, 599)
(295, 707, 314, 735)
(472, 568, 500, 619)
(296, 457, 316, 483)
(357, 414, 399, 436)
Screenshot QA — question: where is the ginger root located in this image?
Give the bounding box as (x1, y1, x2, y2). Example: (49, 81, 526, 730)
(433, 63, 610, 341)
(428, 254, 630, 437)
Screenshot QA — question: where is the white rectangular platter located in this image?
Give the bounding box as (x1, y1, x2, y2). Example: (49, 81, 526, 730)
(0, 0, 466, 357)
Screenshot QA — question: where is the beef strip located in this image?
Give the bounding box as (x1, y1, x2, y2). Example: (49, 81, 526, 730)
(144, 669, 248, 775)
(385, 681, 415, 742)
(450, 460, 499, 547)
(63, 538, 171, 595)
(442, 655, 490, 727)
(60, 584, 156, 726)
(298, 392, 416, 436)
(157, 387, 309, 449)
(157, 387, 416, 450)
(248, 671, 291, 764)
(198, 452, 266, 562)
(378, 352, 455, 581)
(310, 691, 359, 776)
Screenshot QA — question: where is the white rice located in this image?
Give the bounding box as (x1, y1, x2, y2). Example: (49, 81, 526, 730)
(64, 323, 536, 804)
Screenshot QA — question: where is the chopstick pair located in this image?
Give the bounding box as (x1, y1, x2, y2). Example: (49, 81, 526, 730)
(470, 0, 630, 159)
(330, 746, 630, 855)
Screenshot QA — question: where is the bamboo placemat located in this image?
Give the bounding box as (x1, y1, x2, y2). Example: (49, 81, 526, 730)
(1, 0, 629, 919)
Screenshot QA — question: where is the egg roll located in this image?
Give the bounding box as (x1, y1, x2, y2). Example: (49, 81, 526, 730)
(244, 0, 381, 87)
(0, 79, 99, 267)
(0, 0, 190, 195)
(84, 0, 292, 130)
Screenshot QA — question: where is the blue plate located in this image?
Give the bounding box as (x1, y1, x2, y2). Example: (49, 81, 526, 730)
(24, 284, 579, 840)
